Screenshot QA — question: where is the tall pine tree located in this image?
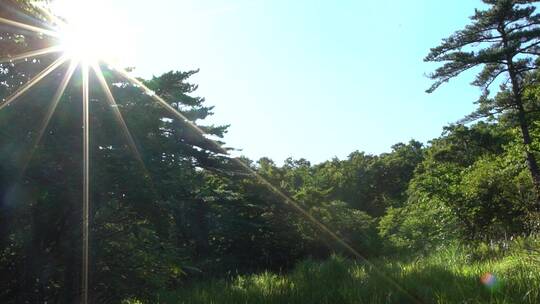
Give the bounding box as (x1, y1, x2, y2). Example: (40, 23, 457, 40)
(425, 0, 540, 202)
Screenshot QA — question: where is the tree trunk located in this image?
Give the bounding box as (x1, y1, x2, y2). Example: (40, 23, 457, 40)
(506, 56, 540, 205)
(62, 213, 81, 304)
(0, 168, 10, 253)
(516, 101, 540, 199)
(193, 200, 210, 258)
(499, 21, 540, 204)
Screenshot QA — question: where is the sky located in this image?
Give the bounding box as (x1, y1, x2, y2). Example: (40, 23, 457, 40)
(68, 0, 488, 164)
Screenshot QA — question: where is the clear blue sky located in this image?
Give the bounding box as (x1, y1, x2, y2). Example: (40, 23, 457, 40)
(110, 0, 486, 164)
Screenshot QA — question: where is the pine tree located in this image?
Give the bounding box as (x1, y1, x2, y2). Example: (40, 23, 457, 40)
(425, 0, 540, 202)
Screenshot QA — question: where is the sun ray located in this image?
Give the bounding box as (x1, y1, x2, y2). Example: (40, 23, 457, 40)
(0, 56, 67, 111)
(0, 46, 62, 64)
(109, 66, 216, 146)
(111, 65, 422, 303)
(234, 161, 422, 303)
(14, 60, 77, 182)
(0, 16, 59, 38)
(92, 63, 146, 168)
(33, 4, 67, 28)
(81, 62, 90, 304)
(92, 64, 164, 220)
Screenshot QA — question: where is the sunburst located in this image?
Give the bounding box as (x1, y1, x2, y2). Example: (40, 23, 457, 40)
(0, 1, 419, 303)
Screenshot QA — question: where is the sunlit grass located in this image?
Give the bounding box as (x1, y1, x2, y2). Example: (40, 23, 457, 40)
(129, 240, 540, 304)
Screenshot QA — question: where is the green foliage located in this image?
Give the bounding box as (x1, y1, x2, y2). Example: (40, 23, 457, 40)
(378, 199, 459, 252)
(332, 140, 424, 216)
(457, 155, 534, 240)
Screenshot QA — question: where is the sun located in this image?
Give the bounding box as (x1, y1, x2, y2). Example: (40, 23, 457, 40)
(50, 0, 134, 65)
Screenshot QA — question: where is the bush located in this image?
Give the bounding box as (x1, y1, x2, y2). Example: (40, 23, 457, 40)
(378, 197, 459, 252)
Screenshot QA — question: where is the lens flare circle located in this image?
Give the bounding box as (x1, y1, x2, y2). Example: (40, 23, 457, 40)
(481, 272, 498, 289)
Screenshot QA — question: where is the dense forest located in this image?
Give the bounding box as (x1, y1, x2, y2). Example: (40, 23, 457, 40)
(2, 0, 540, 303)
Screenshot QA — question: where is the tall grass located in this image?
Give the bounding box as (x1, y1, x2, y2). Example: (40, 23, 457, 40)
(133, 239, 540, 303)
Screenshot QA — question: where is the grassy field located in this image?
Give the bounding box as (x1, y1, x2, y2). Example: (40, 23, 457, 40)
(132, 240, 540, 304)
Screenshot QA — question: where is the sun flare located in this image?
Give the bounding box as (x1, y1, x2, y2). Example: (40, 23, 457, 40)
(50, 0, 134, 65)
